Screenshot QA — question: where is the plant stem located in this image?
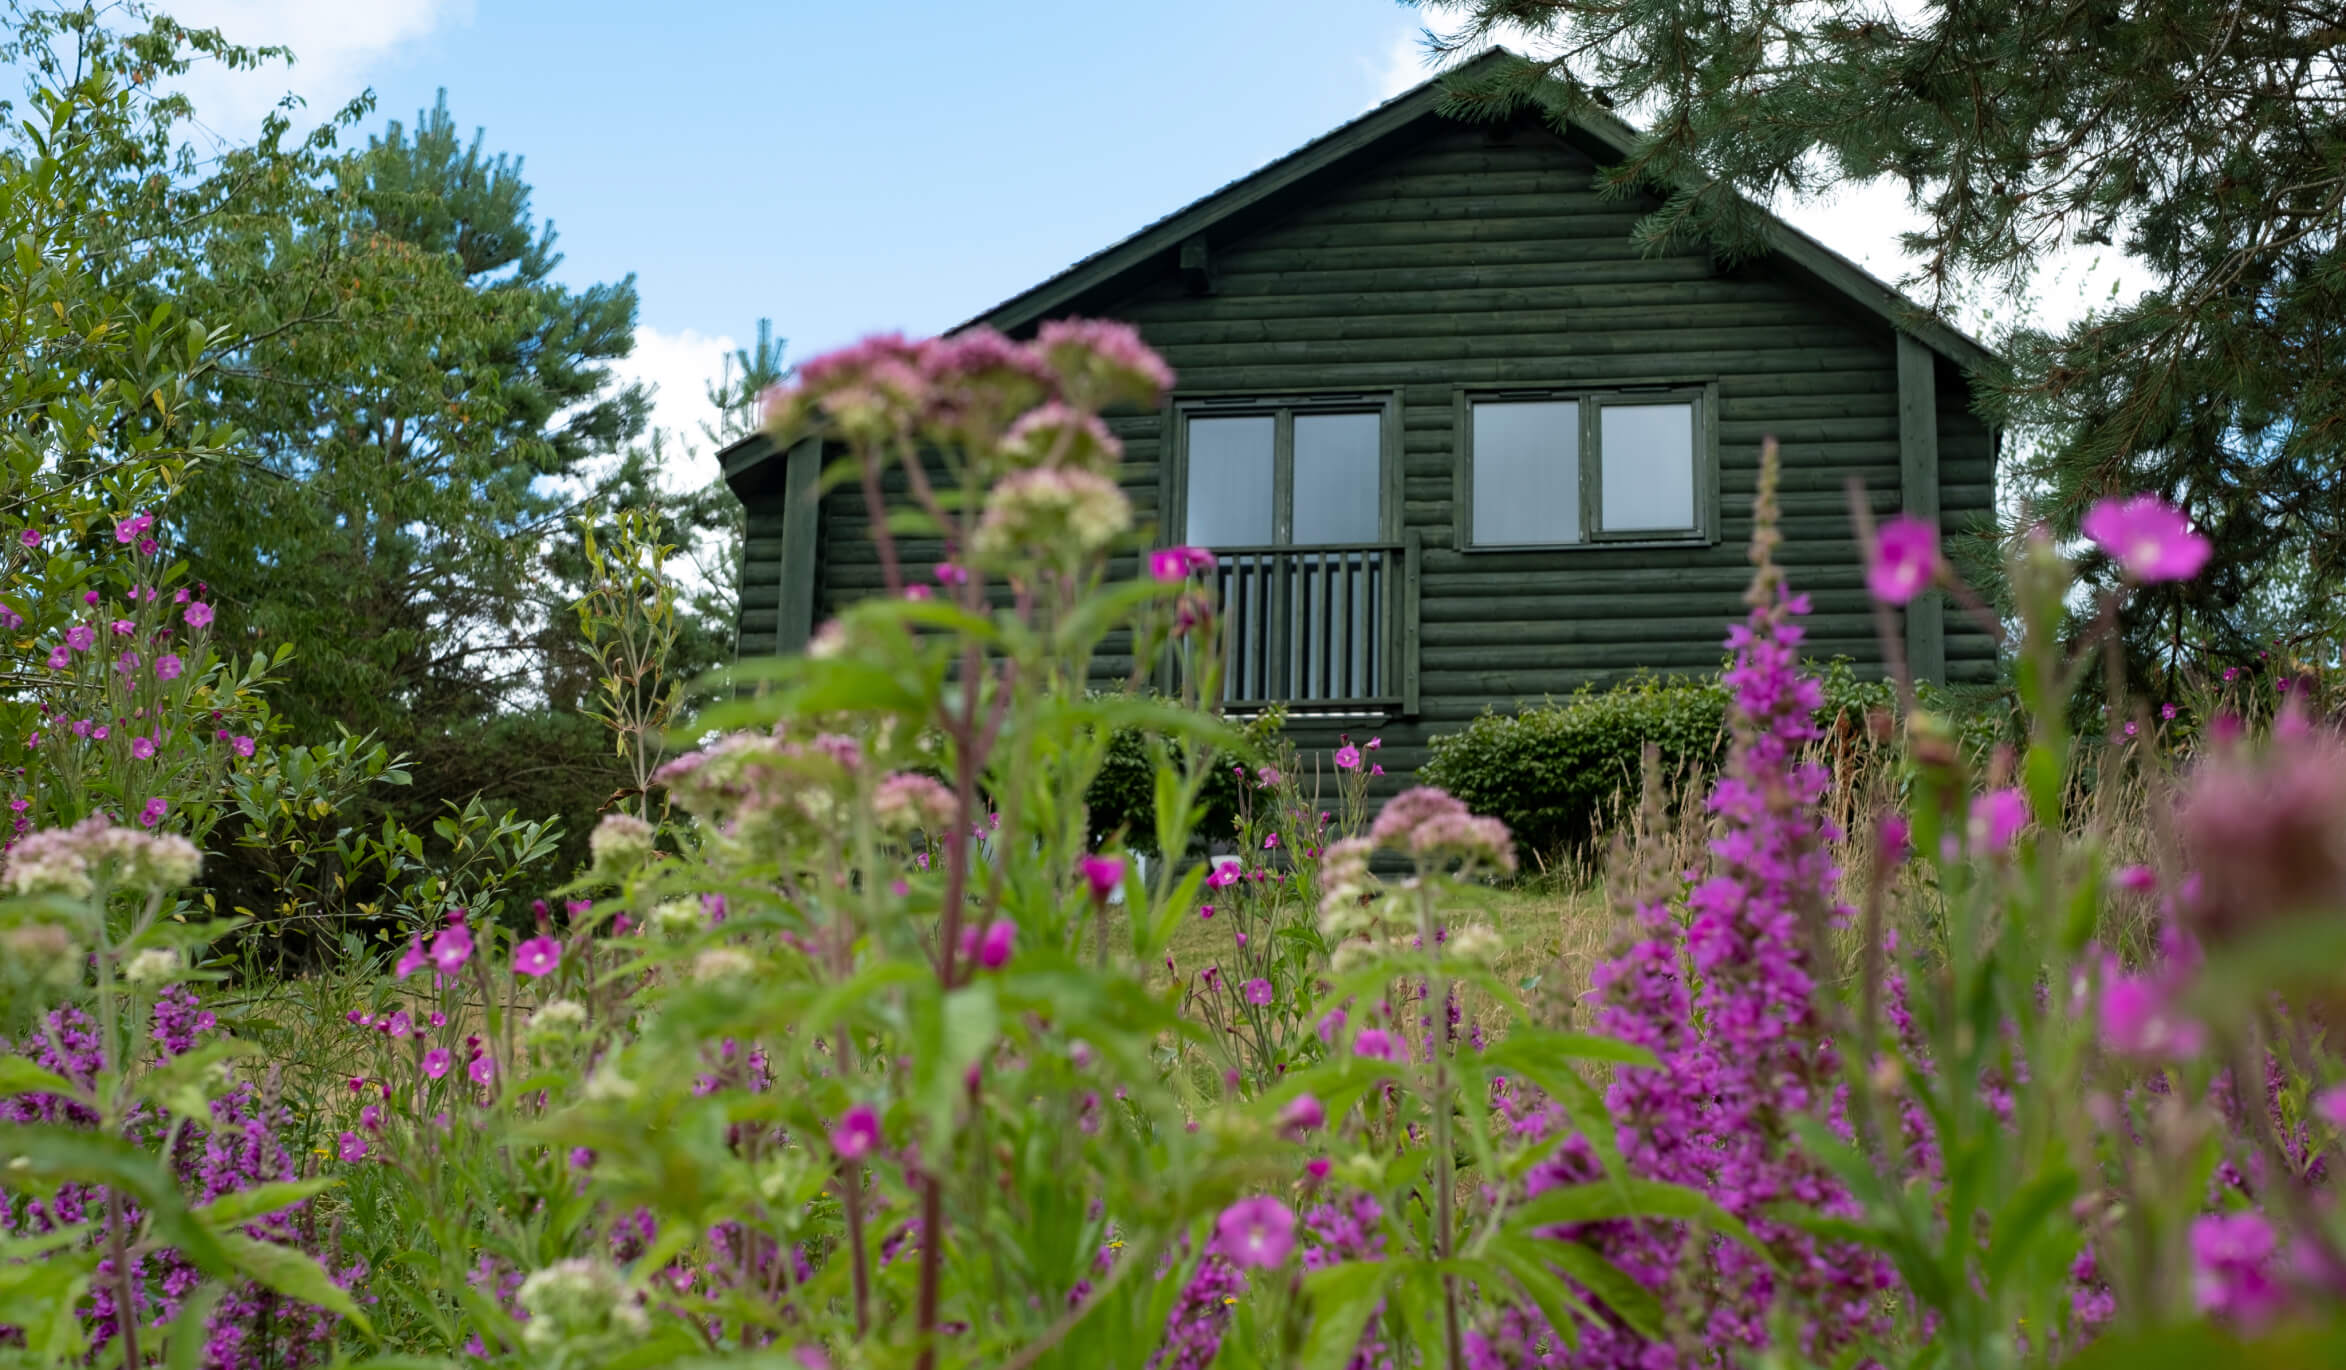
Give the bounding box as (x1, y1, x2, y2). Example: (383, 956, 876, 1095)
(1418, 878, 1464, 1370)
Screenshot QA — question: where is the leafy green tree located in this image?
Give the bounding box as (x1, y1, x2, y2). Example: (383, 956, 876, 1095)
(1420, 3, 2346, 679)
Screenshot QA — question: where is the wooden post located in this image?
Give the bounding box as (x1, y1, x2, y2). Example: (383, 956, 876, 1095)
(1896, 334, 1946, 686)
(777, 435, 821, 654)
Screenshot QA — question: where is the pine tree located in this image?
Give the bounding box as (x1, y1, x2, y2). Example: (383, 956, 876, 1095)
(1422, 2, 2346, 678)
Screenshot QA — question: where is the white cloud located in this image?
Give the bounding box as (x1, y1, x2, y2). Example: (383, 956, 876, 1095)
(163, 0, 473, 139)
(1368, 27, 1433, 102)
(609, 325, 743, 493)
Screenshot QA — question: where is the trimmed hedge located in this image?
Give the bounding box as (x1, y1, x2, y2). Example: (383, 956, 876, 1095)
(1418, 665, 1902, 861)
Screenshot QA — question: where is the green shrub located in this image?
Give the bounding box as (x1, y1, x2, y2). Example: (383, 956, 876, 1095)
(1419, 664, 1910, 862)
(1085, 704, 1283, 854)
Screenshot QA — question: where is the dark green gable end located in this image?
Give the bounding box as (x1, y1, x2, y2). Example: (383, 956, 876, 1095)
(724, 60, 2000, 794)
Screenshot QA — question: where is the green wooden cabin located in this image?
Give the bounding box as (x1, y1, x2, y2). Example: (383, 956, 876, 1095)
(719, 54, 1999, 792)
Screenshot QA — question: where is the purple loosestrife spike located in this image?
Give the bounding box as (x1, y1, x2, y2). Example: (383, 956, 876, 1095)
(1865, 514, 1938, 604)
(2083, 494, 2213, 582)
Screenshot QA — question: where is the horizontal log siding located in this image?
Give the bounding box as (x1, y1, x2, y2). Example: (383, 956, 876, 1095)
(769, 123, 1997, 805)
(1936, 362, 2001, 680)
(1093, 126, 1961, 790)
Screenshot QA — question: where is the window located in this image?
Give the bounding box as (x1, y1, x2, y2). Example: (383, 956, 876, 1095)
(1174, 396, 1400, 708)
(1178, 399, 1392, 548)
(1463, 387, 1712, 547)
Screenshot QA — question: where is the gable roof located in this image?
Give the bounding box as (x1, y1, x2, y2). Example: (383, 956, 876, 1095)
(959, 47, 1997, 374)
(724, 49, 1998, 492)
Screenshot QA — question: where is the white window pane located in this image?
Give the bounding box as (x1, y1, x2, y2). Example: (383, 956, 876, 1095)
(1185, 416, 1274, 546)
(1291, 412, 1382, 544)
(1471, 401, 1579, 545)
(1600, 402, 1697, 532)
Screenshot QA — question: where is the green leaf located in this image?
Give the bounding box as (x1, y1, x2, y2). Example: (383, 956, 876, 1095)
(1299, 1261, 1394, 1370)
(1982, 1168, 2079, 1287)
(216, 1232, 374, 1337)
(1508, 1178, 1771, 1262)
(0, 1058, 81, 1099)
(1477, 1027, 1657, 1072)
(195, 1179, 337, 1229)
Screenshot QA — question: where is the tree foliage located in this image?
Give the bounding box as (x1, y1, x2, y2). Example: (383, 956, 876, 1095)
(1421, 1, 2346, 675)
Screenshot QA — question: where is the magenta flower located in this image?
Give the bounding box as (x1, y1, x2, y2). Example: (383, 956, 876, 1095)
(977, 918, 1017, 969)
(1369, 763, 1384, 777)
(1206, 862, 1239, 890)
(831, 1103, 882, 1162)
(109, 619, 133, 637)
(1262, 832, 1279, 851)
(468, 1053, 494, 1086)
(19, 528, 37, 548)
(1079, 853, 1124, 902)
(1305, 1157, 1331, 1181)
(138, 796, 167, 828)
(512, 936, 561, 977)
(395, 936, 428, 980)
(1352, 1028, 1401, 1062)
(1278, 1093, 1324, 1133)
(2314, 1084, 2346, 1130)
(184, 602, 214, 630)
(130, 737, 155, 760)
(336, 1131, 367, 1162)
(2099, 972, 2203, 1059)
(1967, 788, 2029, 852)
(44, 645, 68, 669)
(1213, 1196, 1295, 1269)
(2191, 1213, 2285, 1328)
(934, 561, 968, 586)
(386, 1010, 413, 1039)
(1198, 903, 1215, 920)
(1865, 515, 1938, 604)
(429, 923, 474, 976)
(1332, 744, 1361, 771)
(1148, 546, 1216, 582)
(232, 735, 255, 758)
(2114, 865, 2159, 893)
(422, 1048, 453, 1079)
(359, 1102, 383, 1131)
(154, 654, 182, 681)
(65, 624, 94, 651)
(2083, 495, 2212, 583)
(1243, 977, 1273, 1006)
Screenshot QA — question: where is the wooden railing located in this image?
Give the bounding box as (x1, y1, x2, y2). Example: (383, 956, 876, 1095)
(1205, 543, 1401, 710)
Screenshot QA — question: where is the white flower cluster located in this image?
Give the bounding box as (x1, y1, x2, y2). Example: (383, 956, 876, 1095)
(3, 816, 201, 899)
(516, 1258, 648, 1352)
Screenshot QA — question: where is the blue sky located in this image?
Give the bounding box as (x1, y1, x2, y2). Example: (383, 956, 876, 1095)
(166, 1, 2145, 487)
(171, 0, 1454, 479)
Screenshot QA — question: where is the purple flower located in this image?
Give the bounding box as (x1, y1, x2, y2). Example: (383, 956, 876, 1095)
(1278, 1093, 1324, 1133)
(570, 1147, 595, 1170)
(130, 736, 155, 760)
(2083, 494, 2212, 582)
(2099, 972, 2203, 1059)
(1262, 832, 1279, 851)
(430, 923, 474, 975)
(1243, 977, 1273, 1006)
(2191, 1213, 2285, 1328)
(65, 624, 94, 651)
(1214, 1196, 1295, 1269)
(512, 936, 561, 977)
(1149, 546, 1216, 582)
(184, 601, 214, 630)
(467, 1053, 494, 1086)
(395, 936, 428, 980)
(232, 735, 255, 758)
(2314, 1084, 2346, 1130)
(19, 528, 38, 547)
(1206, 862, 1239, 890)
(977, 918, 1017, 969)
(1866, 514, 1938, 604)
(44, 645, 68, 669)
(831, 1103, 882, 1162)
(934, 561, 968, 586)
(2115, 865, 2159, 893)
(138, 796, 167, 828)
(154, 654, 182, 681)
(109, 619, 133, 637)
(1333, 744, 1361, 771)
(386, 1010, 413, 1039)
(422, 1048, 453, 1079)
(1079, 853, 1124, 902)
(1968, 788, 2029, 852)
(337, 1131, 367, 1162)
(1352, 1028, 1400, 1062)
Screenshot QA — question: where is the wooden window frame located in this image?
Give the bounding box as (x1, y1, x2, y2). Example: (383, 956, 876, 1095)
(1453, 382, 1719, 552)
(1165, 391, 1404, 548)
